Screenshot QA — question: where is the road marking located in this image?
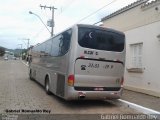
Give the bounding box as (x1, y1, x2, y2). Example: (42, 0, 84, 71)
(21, 61, 29, 66)
(118, 99, 160, 114)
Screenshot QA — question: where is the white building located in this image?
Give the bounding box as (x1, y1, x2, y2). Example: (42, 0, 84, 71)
(101, 0, 160, 97)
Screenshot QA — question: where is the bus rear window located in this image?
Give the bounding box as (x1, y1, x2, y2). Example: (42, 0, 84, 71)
(78, 27, 125, 52)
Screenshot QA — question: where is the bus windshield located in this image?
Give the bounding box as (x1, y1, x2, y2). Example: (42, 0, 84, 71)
(78, 27, 125, 52)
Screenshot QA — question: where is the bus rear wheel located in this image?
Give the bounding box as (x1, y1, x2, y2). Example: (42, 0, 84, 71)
(45, 77, 51, 95)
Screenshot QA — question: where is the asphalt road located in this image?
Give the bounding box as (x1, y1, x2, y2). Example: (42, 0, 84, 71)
(0, 59, 139, 119)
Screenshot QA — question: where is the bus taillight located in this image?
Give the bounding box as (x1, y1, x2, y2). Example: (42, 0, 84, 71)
(121, 77, 124, 86)
(68, 75, 74, 86)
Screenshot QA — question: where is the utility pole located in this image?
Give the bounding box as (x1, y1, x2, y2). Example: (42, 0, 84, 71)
(21, 38, 30, 49)
(26, 39, 30, 49)
(40, 5, 57, 36)
(18, 44, 22, 58)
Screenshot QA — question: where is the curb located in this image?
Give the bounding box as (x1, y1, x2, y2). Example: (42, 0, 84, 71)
(118, 99, 160, 114)
(21, 61, 29, 67)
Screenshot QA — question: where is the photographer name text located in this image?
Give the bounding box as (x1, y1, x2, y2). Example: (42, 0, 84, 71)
(5, 109, 51, 114)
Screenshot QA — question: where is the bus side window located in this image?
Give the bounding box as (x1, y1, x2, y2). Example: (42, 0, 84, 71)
(44, 39, 52, 56)
(51, 35, 61, 56)
(59, 30, 72, 55)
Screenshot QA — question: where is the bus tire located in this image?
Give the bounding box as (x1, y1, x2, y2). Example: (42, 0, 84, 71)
(45, 76, 51, 95)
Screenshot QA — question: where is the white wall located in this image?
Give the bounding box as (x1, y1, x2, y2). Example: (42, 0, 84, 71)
(124, 21, 160, 97)
(102, 2, 160, 32)
(102, 2, 160, 97)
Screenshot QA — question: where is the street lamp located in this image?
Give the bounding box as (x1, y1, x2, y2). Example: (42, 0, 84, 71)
(29, 11, 51, 36)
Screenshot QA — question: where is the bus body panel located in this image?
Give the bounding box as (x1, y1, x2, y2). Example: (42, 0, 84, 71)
(74, 59, 123, 87)
(65, 87, 123, 100)
(29, 24, 125, 100)
(65, 25, 125, 100)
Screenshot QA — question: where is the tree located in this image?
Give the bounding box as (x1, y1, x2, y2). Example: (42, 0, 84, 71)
(0, 47, 5, 56)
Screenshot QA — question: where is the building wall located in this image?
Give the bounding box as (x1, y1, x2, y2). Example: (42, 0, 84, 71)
(102, 2, 160, 32)
(102, 2, 160, 97)
(125, 21, 160, 97)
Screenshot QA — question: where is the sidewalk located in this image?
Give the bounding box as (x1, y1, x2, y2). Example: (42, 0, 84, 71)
(121, 89, 160, 112)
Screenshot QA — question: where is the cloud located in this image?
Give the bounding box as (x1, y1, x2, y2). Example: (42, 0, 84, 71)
(0, 0, 138, 49)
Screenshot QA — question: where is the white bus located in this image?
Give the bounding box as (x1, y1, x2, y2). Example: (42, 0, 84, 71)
(29, 24, 125, 100)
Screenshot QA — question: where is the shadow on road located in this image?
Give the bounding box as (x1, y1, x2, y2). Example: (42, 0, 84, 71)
(29, 77, 118, 109)
(50, 92, 117, 109)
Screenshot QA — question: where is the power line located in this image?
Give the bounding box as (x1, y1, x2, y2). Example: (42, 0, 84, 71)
(21, 38, 30, 49)
(32, 27, 46, 39)
(59, 0, 76, 14)
(55, 0, 76, 18)
(76, 0, 118, 23)
(52, 0, 118, 33)
(29, 11, 51, 34)
(93, 20, 102, 25)
(35, 0, 118, 36)
(43, 9, 51, 18)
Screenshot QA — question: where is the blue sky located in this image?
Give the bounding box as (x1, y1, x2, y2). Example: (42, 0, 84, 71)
(0, 0, 139, 49)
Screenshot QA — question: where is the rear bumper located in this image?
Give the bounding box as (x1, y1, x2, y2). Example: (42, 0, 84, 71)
(65, 87, 123, 100)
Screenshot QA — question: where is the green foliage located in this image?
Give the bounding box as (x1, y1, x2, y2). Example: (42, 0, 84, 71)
(0, 47, 5, 56)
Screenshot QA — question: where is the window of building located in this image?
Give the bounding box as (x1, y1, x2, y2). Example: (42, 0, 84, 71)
(130, 43, 143, 68)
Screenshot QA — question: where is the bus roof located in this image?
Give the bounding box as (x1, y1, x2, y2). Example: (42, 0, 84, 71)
(76, 24, 124, 36)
